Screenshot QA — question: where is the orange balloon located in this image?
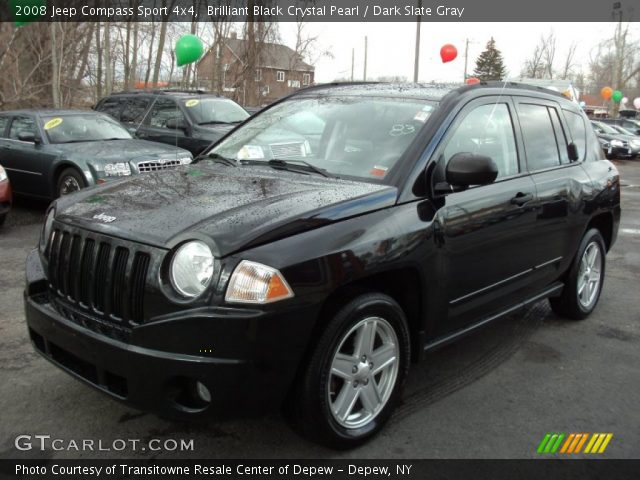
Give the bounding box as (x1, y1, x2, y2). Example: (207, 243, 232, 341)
(465, 77, 480, 85)
(601, 86, 613, 100)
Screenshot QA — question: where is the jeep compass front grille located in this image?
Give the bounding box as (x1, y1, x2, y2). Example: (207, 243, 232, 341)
(46, 225, 154, 341)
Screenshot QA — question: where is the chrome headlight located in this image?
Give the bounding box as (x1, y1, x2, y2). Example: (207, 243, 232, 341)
(177, 156, 193, 165)
(0, 165, 7, 182)
(40, 207, 55, 250)
(170, 241, 215, 298)
(610, 139, 624, 147)
(103, 162, 131, 177)
(225, 260, 294, 304)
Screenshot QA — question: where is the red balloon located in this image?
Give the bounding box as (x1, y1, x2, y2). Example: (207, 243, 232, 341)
(465, 77, 480, 85)
(440, 44, 458, 63)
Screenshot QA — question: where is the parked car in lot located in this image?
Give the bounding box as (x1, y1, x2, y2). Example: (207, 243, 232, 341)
(94, 89, 250, 156)
(591, 120, 640, 159)
(599, 117, 640, 135)
(609, 124, 640, 137)
(0, 164, 11, 226)
(0, 110, 193, 199)
(25, 82, 620, 449)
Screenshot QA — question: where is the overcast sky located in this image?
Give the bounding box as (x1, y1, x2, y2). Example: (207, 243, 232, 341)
(275, 22, 632, 83)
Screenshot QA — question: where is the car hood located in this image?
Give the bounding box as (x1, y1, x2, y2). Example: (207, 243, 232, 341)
(55, 163, 397, 255)
(54, 139, 190, 163)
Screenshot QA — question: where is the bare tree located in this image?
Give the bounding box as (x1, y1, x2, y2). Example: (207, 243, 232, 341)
(559, 43, 577, 80)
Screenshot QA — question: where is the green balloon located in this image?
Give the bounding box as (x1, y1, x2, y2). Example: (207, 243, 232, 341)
(11, 0, 46, 27)
(612, 90, 623, 103)
(175, 35, 204, 67)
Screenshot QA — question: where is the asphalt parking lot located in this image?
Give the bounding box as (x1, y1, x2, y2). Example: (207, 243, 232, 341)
(0, 160, 639, 460)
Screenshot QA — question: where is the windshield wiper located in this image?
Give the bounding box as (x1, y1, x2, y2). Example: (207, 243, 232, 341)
(267, 159, 335, 178)
(197, 152, 238, 167)
(198, 120, 239, 125)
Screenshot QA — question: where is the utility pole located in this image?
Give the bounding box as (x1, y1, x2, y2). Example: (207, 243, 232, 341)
(612, 1, 623, 117)
(363, 36, 368, 81)
(413, 0, 422, 83)
(351, 48, 354, 81)
(463, 38, 470, 80)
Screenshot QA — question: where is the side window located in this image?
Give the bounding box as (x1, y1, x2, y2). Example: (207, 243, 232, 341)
(121, 97, 150, 123)
(0, 116, 8, 138)
(443, 103, 519, 179)
(9, 116, 36, 140)
(149, 98, 185, 128)
(563, 110, 587, 162)
(548, 108, 570, 165)
(97, 98, 125, 120)
(518, 104, 561, 171)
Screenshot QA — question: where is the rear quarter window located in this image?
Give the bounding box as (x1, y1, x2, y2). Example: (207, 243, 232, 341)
(563, 110, 587, 162)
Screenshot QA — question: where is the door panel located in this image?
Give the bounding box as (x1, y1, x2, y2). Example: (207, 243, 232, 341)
(514, 99, 587, 286)
(1, 116, 51, 196)
(436, 175, 539, 331)
(429, 97, 540, 334)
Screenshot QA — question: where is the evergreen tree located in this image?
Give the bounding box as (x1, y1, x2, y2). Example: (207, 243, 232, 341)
(473, 37, 507, 81)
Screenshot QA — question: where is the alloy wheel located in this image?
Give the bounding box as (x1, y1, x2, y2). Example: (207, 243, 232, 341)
(577, 242, 602, 309)
(327, 316, 399, 429)
(60, 176, 81, 196)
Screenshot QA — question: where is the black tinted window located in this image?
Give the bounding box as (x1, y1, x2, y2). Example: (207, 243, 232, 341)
(443, 103, 519, 179)
(121, 97, 150, 123)
(9, 116, 36, 140)
(0, 116, 8, 137)
(149, 98, 185, 128)
(97, 98, 125, 120)
(519, 104, 560, 171)
(563, 110, 587, 161)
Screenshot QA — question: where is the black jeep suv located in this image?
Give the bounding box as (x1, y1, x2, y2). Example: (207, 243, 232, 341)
(25, 83, 620, 449)
(94, 89, 249, 155)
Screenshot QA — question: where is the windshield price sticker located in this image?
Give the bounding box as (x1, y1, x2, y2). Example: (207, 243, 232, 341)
(185, 99, 200, 107)
(44, 118, 63, 130)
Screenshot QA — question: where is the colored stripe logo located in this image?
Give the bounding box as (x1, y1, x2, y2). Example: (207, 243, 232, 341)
(537, 433, 613, 454)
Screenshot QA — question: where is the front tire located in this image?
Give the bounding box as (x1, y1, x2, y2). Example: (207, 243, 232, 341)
(57, 168, 86, 197)
(550, 228, 606, 320)
(289, 293, 410, 449)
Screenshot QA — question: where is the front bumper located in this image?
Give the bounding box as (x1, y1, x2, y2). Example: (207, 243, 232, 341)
(24, 249, 317, 419)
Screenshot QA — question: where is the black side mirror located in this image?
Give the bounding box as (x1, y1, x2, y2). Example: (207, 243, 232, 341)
(446, 152, 498, 187)
(165, 117, 187, 130)
(18, 131, 40, 144)
(567, 142, 579, 162)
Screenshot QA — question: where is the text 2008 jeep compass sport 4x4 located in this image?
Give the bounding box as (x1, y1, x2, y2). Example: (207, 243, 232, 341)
(25, 83, 620, 449)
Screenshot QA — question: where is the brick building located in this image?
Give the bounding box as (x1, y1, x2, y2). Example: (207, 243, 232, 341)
(197, 33, 315, 107)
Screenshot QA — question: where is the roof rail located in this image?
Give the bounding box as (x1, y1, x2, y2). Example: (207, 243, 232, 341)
(112, 88, 216, 95)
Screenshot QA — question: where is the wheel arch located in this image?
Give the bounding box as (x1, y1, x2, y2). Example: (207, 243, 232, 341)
(52, 162, 89, 195)
(585, 211, 614, 252)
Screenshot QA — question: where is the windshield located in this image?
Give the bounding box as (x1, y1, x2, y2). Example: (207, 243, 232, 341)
(43, 114, 131, 143)
(182, 97, 249, 125)
(593, 121, 619, 135)
(209, 95, 437, 181)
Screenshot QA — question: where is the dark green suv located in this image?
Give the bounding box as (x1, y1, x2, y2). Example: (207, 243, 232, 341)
(95, 90, 250, 156)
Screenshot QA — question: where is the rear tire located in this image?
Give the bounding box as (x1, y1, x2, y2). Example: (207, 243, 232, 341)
(288, 293, 410, 449)
(57, 168, 86, 197)
(550, 228, 606, 320)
